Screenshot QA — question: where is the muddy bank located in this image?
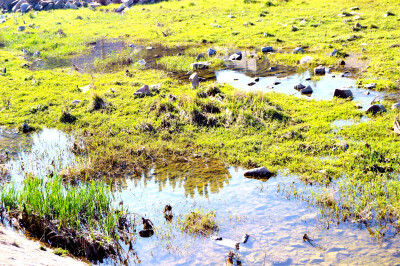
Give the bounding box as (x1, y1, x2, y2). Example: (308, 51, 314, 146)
(0, 224, 86, 265)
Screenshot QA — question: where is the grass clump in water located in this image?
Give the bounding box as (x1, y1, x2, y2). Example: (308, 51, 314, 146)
(178, 208, 218, 236)
(0, 176, 130, 261)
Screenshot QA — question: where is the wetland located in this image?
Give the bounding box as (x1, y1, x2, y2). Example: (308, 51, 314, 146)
(1, 0, 400, 264)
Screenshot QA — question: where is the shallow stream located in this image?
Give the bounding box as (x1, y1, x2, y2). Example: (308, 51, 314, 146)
(1, 129, 400, 264)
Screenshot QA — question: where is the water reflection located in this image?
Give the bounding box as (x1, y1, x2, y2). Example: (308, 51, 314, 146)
(111, 164, 400, 265)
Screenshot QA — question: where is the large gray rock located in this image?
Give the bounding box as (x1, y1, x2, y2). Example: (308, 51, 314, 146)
(68, 2, 78, 9)
(334, 88, 353, 99)
(122, 0, 132, 6)
(12, 0, 26, 11)
(134, 85, 150, 97)
(244, 167, 272, 178)
(292, 47, 305, 54)
(53, 0, 63, 8)
(189, 72, 199, 89)
(20, 2, 30, 12)
(366, 104, 386, 114)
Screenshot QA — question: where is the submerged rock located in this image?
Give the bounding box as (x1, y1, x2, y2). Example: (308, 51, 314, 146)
(366, 104, 386, 114)
(243, 167, 272, 178)
(334, 88, 353, 99)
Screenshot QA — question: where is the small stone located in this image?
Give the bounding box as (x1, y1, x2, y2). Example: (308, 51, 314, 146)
(210, 235, 222, 241)
(189, 72, 199, 89)
(207, 48, 216, 56)
(33, 51, 40, 57)
(71, 100, 81, 105)
(22, 123, 33, 133)
(364, 83, 376, 89)
(338, 60, 346, 66)
(314, 65, 326, 75)
(292, 47, 305, 54)
(366, 104, 386, 114)
(273, 81, 281, 85)
(334, 88, 353, 99)
(392, 103, 400, 110)
(244, 167, 272, 178)
(331, 48, 338, 56)
(17, 26, 25, 31)
(261, 46, 273, 53)
(229, 52, 242, 60)
(196, 53, 205, 61)
(134, 85, 151, 97)
(300, 85, 313, 94)
(354, 22, 363, 28)
(190, 62, 210, 69)
(294, 83, 306, 90)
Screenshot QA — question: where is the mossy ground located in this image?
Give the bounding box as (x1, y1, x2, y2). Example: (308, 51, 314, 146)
(0, 0, 400, 235)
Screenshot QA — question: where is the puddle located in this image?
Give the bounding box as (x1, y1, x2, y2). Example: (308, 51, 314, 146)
(4, 128, 79, 182)
(331, 116, 370, 132)
(107, 160, 400, 265)
(215, 69, 384, 110)
(0, 127, 30, 158)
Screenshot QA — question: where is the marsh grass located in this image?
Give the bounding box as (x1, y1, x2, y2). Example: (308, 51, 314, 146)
(0, 176, 130, 260)
(178, 208, 218, 236)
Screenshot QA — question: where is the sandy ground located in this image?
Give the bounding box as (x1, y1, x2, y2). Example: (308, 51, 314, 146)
(0, 225, 87, 266)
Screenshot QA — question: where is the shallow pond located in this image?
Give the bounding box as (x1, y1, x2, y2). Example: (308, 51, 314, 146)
(2, 131, 400, 265)
(29, 40, 390, 110)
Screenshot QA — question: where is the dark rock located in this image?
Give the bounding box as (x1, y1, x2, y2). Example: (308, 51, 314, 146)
(142, 217, 153, 230)
(244, 167, 272, 178)
(334, 88, 353, 99)
(261, 46, 273, 52)
(22, 123, 33, 133)
(241, 234, 249, 243)
(139, 230, 154, 238)
(366, 104, 386, 114)
(300, 85, 313, 94)
(17, 25, 25, 31)
(210, 235, 222, 241)
(207, 48, 216, 56)
(338, 60, 346, 66)
(196, 53, 205, 61)
(191, 62, 210, 69)
(273, 81, 281, 85)
(314, 65, 326, 75)
(294, 83, 305, 90)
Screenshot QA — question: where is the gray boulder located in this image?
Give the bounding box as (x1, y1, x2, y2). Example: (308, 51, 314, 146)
(68, 3, 78, 9)
(53, 0, 63, 8)
(12, 0, 25, 12)
(44, 2, 53, 10)
(244, 167, 272, 178)
(261, 46, 273, 52)
(292, 47, 305, 54)
(33, 3, 41, 10)
(134, 85, 150, 97)
(334, 88, 353, 99)
(189, 72, 199, 89)
(366, 104, 386, 114)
